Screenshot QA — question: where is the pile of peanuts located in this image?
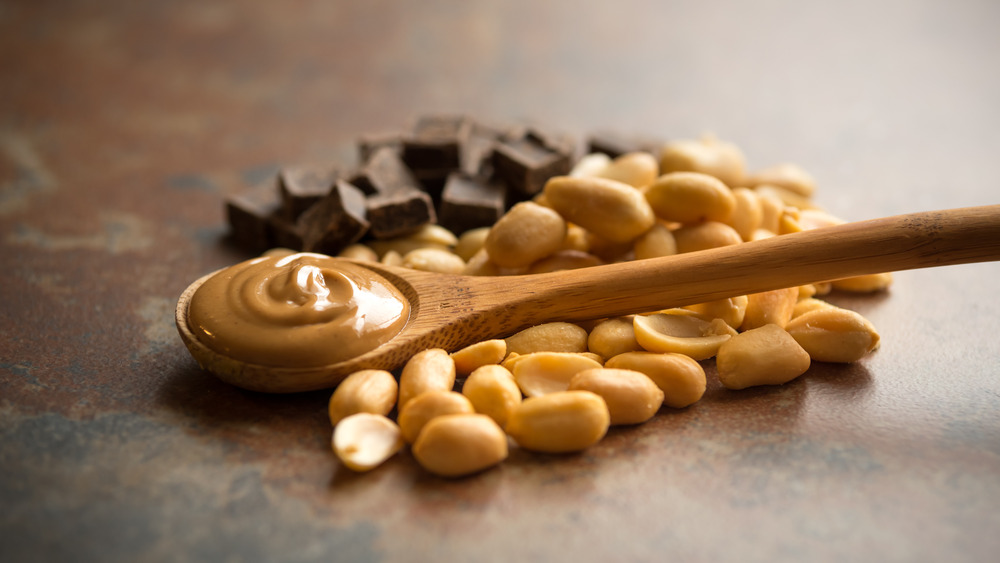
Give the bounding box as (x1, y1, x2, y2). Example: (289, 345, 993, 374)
(325, 134, 888, 478)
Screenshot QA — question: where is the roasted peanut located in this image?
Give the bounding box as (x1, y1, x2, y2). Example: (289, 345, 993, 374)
(544, 176, 656, 243)
(683, 295, 748, 329)
(561, 223, 592, 253)
(568, 368, 663, 425)
(716, 324, 811, 390)
(756, 192, 784, 234)
(570, 152, 612, 177)
(454, 227, 491, 261)
(485, 201, 566, 268)
(785, 307, 880, 363)
(587, 316, 643, 360)
(791, 297, 836, 318)
(671, 221, 743, 254)
(380, 249, 404, 267)
(332, 413, 404, 472)
(512, 352, 604, 397)
(327, 369, 398, 427)
(728, 187, 762, 241)
(337, 243, 379, 262)
(633, 222, 677, 260)
(369, 224, 457, 258)
(412, 413, 508, 478)
(659, 135, 746, 188)
(505, 390, 611, 453)
(461, 364, 523, 427)
(397, 390, 475, 444)
(402, 247, 465, 274)
(831, 272, 893, 293)
(528, 249, 603, 274)
(451, 339, 507, 376)
(605, 351, 706, 408)
(633, 310, 737, 360)
(741, 287, 799, 330)
(746, 163, 816, 198)
(505, 322, 589, 355)
(644, 172, 735, 224)
(596, 152, 659, 188)
(398, 348, 457, 410)
(756, 184, 816, 212)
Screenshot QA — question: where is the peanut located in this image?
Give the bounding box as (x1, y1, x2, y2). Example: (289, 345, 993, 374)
(605, 351, 706, 408)
(659, 135, 746, 187)
(544, 176, 656, 243)
(505, 322, 589, 355)
(716, 324, 811, 390)
(746, 163, 816, 198)
(332, 413, 404, 472)
(398, 348, 457, 410)
(327, 369, 398, 427)
(397, 390, 475, 444)
(633, 310, 737, 360)
(741, 287, 799, 330)
(587, 316, 643, 360)
(596, 151, 659, 188)
(505, 390, 611, 453)
(785, 307, 881, 363)
(451, 339, 507, 376)
(402, 247, 465, 274)
(461, 364, 523, 427)
(644, 172, 735, 224)
(511, 352, 604, 397)
(568, 368, 664, 425)
(632, 222, 677, 260)
(412, 413, 508, 478)
(485, 201, 566, 268)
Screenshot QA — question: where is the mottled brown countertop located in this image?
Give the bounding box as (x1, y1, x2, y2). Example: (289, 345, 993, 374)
(2, 1, 999, 561)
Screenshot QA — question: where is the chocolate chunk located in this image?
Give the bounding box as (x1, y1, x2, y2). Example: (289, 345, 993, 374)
(437, 173, 505, 235)
(402, 115, 471, 173)
(460, 120, 505, 179)
(278, 165, 337, 221)
(358, 134, 402, 164)
(349, 147, 423, 196)
(298, 180, 369, 254)
(491, 133, 571, 197)
(588, 131, 665, 158)
(226, 183, 283, 252)
(366, 189, 436, 239)
(268, 215, 304, 251)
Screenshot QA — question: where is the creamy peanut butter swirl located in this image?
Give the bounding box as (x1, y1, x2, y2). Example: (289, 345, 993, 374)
(188, 253, 410, 367)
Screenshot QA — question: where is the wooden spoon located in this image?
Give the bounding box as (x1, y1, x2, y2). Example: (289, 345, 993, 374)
(176, 205, 1000, 393)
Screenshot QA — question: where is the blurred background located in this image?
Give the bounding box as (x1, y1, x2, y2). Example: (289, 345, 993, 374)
(2, 1, 998, 561)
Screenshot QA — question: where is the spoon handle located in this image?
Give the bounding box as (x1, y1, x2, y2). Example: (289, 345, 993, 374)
(493, 205, 1000, 323)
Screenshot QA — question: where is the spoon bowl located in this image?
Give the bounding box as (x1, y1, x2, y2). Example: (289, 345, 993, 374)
(177, 205, 1000, 393)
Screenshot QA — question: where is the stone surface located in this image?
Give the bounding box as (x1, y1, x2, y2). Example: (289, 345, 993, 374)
(1, 1, 999, 562)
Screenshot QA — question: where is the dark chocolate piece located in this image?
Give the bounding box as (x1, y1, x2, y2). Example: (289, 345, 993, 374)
(268, 215, 304, 251)
(225, 183, 282, 253)
(460, 120, 504, 178)
(298, 180, 369, 254)
(402, 115, 471, 173)
(348, 147, 423, 196)
(358, 133, 402, 163)
(366, 189, 436, 239)
(588, 131, 665, 158)
(491, 133, 571, 197)
(437, 173, 505, 235)
(278, 165, 337, 221)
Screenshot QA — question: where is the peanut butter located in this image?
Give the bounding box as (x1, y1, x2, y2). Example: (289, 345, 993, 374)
(188, 253, 409, 367)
